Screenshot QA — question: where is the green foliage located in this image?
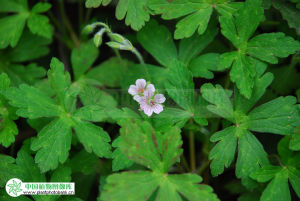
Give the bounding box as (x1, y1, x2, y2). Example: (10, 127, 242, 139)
(0, 0, 53, 49)
(219, 0, 300, 98)
(201, 64, 300, 188)
(251, 137, 300, 201)
(101, 119, 219, 201)
(5, 58, 112, 172)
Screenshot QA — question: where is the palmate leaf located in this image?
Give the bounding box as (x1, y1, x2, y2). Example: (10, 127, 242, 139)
(251, 137, 300, 201)
(202, 65, 300, 188)
(5, 58, 112, 172)
(101, 120, 219, 201)
(0, 154, 21, 187)
(0, 73, 18, 147)
(0, 0, 53, 49)
(219, 0, 300, 98)
(148, 0, 241, 39)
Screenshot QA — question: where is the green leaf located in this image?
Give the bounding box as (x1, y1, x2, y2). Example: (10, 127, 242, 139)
(101, 171, 219, 201)
(72, 119, 112, 158)
(137, 20, 177, 67)
(288, 167, 300, 197)
(234, 62, 274, 114)
(165, 60, 194, 112)
(246, 33, 300, 64)
(16, 149, 46, 182)
(48, 57, 71, 105)
(209, 126, 238, 177)
(69, 150, 99, 175)
(116, 0, 150, 30)
(112, 136, 134, 172)
(149, 0, 214, 39)
(27, 13, 53, 39)
(101, 171, 160, 201)
(31, 2, 52, 13)
(178, 21, 218, 64)
(230, 54, 256, 99)
(5, 84, 62, 118)
(0, 154, 21, 187)
(31, 118, 72, 172)
(0, 0, 53, 48)
(85, 0, 111, 8)
(86, 57, 132, 87)
(248, 96, 299, 135)
(71, 42, 99, 80)
(174, 5, 212, 39)
(250, 165, 282, 183)
(153, 107, 192, 132)
(260, 169, 291, 201)
(118, 120, 163, 171)
(236, 130, 269, 187)
(0, 74, 18, 148)
(201, 83, 233, 121)
(0, 14, 27, 48)
(189, 53, 223, 79)
(273, 0, 300, 35)
(79, 86, 117, 108)
(6, 30, 51, 62)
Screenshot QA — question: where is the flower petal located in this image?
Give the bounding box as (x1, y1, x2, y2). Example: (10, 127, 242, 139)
(135, 79, 146, 89)
(154, 94, 166, 104)
(128, 85, 138, 95)
(144, 89, 154, 98)
(143, 104, 153, 116)
(133, 95, 142, 102)
(146, 84, 155, 93)
(153, 104, 163, 114)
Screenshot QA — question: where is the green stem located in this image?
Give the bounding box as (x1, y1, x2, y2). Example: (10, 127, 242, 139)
(197, 160, 210, 175)
(189, 130, 196, 172)
(58, 0, 80, 47)
(180, 155, 190, 172)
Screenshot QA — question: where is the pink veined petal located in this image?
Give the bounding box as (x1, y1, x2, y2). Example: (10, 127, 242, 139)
(135, 79, 146, 89)
(133, 95, 142, 102)
(146, 84, 155, 93)
(128, 85, 138, 95)
(153, 104, 163, 114)
(143, 104, 153, 116)
(144, 89, 154, 98)
(154, 94, 166, 104)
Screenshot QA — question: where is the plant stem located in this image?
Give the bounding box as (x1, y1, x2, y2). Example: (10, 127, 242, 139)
(180, 155, 190, 172)
(58, 0, 80, 47)
(197, 160, 210, 175)
(189, 130, 196, 172)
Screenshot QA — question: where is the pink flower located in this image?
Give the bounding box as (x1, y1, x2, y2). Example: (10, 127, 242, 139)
(128, 79, 155, 102)
(140, 90, 166, 116)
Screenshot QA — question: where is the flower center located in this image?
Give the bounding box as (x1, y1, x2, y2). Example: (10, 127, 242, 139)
(138, 88, 144, 94)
